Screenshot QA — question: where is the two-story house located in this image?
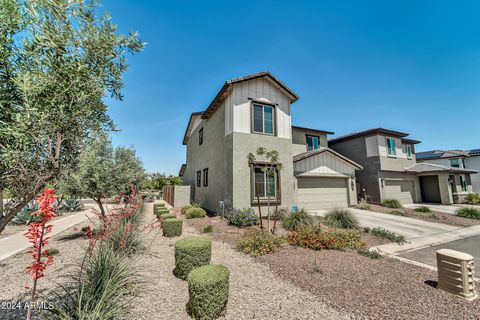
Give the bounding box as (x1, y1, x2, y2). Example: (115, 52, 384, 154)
(329, 128, 476, 205)
(416, 149, 480, 195)
(180, 72, 362, 212)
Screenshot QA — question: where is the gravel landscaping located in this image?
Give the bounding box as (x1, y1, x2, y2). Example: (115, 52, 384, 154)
(369, 204, 480, 227)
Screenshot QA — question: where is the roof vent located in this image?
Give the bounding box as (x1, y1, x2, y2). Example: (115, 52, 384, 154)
(436, 249, 478, 300)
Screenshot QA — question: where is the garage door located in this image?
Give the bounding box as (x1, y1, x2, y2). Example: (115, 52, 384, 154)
(297, 177, 349, 210)
(384, 180, 415, 204)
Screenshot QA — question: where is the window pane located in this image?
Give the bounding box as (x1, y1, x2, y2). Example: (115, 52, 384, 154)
(266, 172, 276, 197)
(406, 145, 411, 158)
(313, 137, 319, 150)
(264, 106, 273, 134)
(253, 105, 263, 133)
(387, 138, 396, 155)
(450, 159, 460, 168)
(460, 175, 467, 191)
(254, 168, 265, 197)
(306, 136, 313, 151)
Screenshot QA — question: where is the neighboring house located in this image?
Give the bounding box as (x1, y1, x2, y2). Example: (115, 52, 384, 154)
(416, 149, 480, 194)
(179, 71, 362, 212)
(328, 128, 476, 205)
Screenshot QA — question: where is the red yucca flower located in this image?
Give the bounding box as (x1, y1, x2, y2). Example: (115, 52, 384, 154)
(25, 188, 57, 320)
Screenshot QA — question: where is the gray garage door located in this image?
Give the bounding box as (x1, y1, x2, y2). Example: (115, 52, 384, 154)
(384, 180, 415, 204)
(297, 177, 349, 210)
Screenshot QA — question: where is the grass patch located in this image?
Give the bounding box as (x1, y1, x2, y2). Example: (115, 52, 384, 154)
(414, 205, 432, 213)
(382, 198, 402, 208)
(282, 209, 314, 231)
(324, 208, 358, 229)
(456, 207, 480, 220)
(366, 227, 406, 244)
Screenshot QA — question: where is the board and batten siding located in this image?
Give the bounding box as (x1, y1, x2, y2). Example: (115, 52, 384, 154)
(225, 77, 292, 138)
(294, 152, 356, 177)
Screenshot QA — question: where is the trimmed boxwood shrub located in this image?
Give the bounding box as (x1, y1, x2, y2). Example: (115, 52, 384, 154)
(160, 213, 175, 220)
(163, 219, 183, 237)
(187, 264, 230, 320)
(174, 236, 212, 279)
(155, 209, 169, 218)
(186, 207, 206, 219)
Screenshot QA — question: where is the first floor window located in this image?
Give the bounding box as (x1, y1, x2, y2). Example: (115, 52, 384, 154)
(196, 171, 201, 187)
(306, 135, 319, 151)
(386, 137, 396, 156)
(254, 167, 277, 198)
(203, 168, 208, 187)
(253, 104, 274, 135)
(459, 175, 468, 192)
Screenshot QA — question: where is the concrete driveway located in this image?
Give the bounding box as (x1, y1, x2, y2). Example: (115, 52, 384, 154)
(310, 208, 457, 239)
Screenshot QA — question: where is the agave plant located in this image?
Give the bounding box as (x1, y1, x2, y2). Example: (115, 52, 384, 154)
(11, 203, 40, 225)
(60, 198, 84, 212)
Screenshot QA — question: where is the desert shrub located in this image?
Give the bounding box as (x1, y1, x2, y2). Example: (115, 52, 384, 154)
(186, 207, 206, 219)
(414, 206, 432, 213)
(456, 207, 480, 220)
(106, 221, 141, 254)
(202, 225, 213, 233)
(236, 229, 284, 257)
(50, 244, 140, 320)
(368, 227, 406, 244)
(187, 265, 230, 320)
(225, 208, 258, 227)
(181, 203, 199, 215)
(271, 207, 289, 221)
(357, 249, 382, 259)
(282, 209, 314, 231)
(388, 210, 405, 216)
(163, 219, 183, 237)
(382, 198, 402, 208)
(324, 208, 358, 229)
(355, 200, 371, 210)
(288, 225, 367, 251)
(44, 248, 60, 257)
(11, 203, 40, 225)
(174, 236, 212, 280)
(465, 193, 480, 205)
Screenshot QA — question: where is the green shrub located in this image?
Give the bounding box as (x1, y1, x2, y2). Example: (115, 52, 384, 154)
(428, 213, 439, 220)
(382, 198, 402, 208)
(282, 209, 314, 231)
(202, 225, 213, 233)
(324, 208, 358, 229)
(355, 200, 371, 210)
(187, 265, 230, 320)
(174, 236, 212, 280)
(288, 225, 367, 251)
(388, 210, 405, 216)
(414, 205, 432, 213)
(357, 249, 382, 259)
(368, 227, 406, 244)
(181, 203, 199, 215)
(186, 207, 206, 219)
(106, 221, 141, 254)
(163, 219, 183, 237)
(271, 207, 289, 221)
(236, 229, 284, 257)
(225, 208, 258, 227)
(153, 203, 166, 211)
(160, 213, 176, 221)
(155, 209, 169, 218)
(465, 193, 480, 205)
(456, 207, 480, 220)
(45, 248, 60, 257)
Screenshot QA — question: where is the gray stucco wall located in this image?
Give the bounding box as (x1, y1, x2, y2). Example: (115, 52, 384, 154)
(231, 132, 295, 211)
(292, 129, 328, 156)
(465, 156, 480, 193)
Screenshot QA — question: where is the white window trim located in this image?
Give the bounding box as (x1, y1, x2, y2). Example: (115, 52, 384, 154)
(252, 103, 275, 136)
(255, 168, 277, 199)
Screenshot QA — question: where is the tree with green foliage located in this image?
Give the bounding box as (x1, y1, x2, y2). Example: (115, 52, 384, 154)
(0, 0, 144, 232)
(142, 172, 182, 191)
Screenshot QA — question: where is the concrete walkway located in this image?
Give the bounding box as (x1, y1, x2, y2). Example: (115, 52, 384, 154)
(311, 208, 457, 239)
(0, 208, 95, 261)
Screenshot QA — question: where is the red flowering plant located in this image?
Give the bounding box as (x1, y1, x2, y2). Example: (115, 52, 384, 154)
(24, 188, 57, 320)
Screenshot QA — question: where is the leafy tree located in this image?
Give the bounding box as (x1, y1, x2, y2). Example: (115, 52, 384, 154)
(0, 0, 144, 232)
(142, 172, 182, 191)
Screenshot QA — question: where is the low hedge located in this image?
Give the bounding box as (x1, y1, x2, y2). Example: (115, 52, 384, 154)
(155, 209, 169, 218)
(187, 264, 230, 320)
(186, 207, 206, 219)
(163, 219, 183, 237)
(160, 213, 176, 220)
(174, 236, 212, 280)
(181, 204, 197, 215)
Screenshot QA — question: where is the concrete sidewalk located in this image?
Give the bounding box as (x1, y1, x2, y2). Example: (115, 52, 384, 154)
(0, 208, 95, 261)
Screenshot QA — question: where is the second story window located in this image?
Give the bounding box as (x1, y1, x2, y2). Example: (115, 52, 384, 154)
(450, 159, 460, 168)
(405, 144, 412, 159)
(199, 128, 203, 145)
(253, 104, 274, 135)
(203, 168, 208, 187)
(196, 171, 201, 187)
(306, 135, 319, 151)
(386, 137, 396, 157)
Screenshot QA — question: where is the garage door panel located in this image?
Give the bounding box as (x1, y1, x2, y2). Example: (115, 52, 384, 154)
(297, 177, 349, 210)
(384, 180, 415, 204)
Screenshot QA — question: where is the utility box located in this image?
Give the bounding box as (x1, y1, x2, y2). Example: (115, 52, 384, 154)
(436, 249, 477, 300)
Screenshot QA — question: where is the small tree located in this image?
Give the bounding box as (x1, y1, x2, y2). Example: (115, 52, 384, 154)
(248, 147, 283, 233)
(142, 172, 182, 191)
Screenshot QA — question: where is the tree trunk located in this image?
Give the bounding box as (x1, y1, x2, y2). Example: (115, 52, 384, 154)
(0, 194, 35, 234)
(254, 176, 263, 230)
(0, 189, 3, 215)
(94, 198, 106, 216)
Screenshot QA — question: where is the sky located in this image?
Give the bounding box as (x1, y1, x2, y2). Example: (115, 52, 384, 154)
(102, 0, 480, 174)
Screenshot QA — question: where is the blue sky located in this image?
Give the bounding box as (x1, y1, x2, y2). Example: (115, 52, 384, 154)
(102, 0, 480, 174)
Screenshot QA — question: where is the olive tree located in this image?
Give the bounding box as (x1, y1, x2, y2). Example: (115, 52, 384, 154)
(0, 0, 144, 232)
